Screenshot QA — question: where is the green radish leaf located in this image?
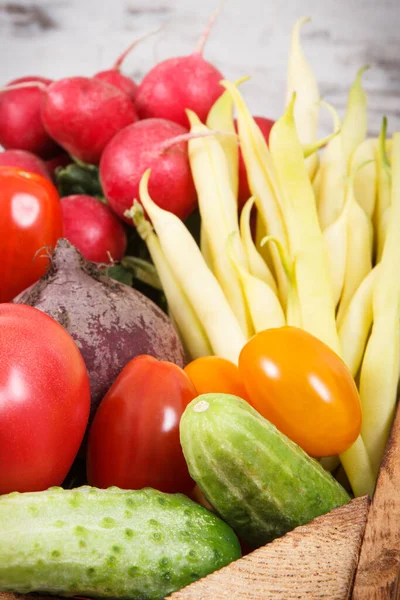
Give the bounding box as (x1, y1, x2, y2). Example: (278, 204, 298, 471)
(105, 264, 134, 287)
(55, 163, 104, 199)
(121, 256, 162, 290)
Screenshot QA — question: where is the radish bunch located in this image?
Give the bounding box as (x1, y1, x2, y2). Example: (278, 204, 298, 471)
(0, 12, 275, 269)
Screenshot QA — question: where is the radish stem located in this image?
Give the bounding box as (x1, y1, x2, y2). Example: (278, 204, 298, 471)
(113, 26, 163, 71)
(195, 1, 224, 55)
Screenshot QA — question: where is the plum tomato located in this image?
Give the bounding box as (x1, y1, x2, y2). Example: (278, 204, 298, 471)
(87, 355, 197, 494)
(238, 327, 362, 457)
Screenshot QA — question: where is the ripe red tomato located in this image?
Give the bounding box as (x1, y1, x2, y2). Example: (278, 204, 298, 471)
(239, 327, 362, 457)
(184, 356, 249, 401)
(87, 355, 197, 493)
(0, 304, 90, 494)
(0, 167, 63, 302)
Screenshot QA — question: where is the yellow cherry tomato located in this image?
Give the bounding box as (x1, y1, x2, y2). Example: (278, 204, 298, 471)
(238, 327, 362, 457)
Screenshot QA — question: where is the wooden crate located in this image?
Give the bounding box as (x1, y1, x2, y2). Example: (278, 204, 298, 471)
(1, 402, 399, 600)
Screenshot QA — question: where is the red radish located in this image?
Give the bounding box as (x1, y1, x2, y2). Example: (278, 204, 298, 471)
(0, 149, 51, 180)
(41, 77, 138, 165)
(60, 195, 127, 263)
(94, 70, 138, 103)
(100, 118, 197, 222)
(94, 28, 161, 102)
(0, 76, 60, 159)
(46, 153, 71, 177)
(135, 9, 224, 127)
(237, 116, 274, 210)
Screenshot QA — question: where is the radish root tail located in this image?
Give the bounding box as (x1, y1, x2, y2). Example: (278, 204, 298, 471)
(113, 25, 164, 71)
(0, 82, 48, 93)
(158, 129, 237, 153)
(195, 1, 224, 55)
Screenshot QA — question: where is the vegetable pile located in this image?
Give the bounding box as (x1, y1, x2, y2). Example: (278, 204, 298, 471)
(0, 9, 399, 600)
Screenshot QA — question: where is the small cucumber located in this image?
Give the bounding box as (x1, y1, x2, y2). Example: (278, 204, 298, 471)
(0, 486, 241, 600)
(180, 393, 350, 548)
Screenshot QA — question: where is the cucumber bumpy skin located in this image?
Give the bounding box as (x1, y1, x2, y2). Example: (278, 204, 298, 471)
(180, 393, 351, 548)
(0, 486, 241, 600)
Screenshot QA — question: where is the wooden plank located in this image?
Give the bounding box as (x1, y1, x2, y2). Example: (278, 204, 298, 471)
(167, 496, 370, 600)
(352, 401, 400, 600)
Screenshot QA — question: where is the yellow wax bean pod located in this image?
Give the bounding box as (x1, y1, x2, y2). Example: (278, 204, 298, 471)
(206, 77, 249, 200)
(187, 110, 240, 236)
(378, 206, 390, 261)
(129, 202, 212, 360)
(302, 130, 340, 159)
(359, 131, 400, 476)
(227, 234, 285, 333)
(338, 266, 379, 377)
(340, 66, 369, 163)
(306, 100, 342, 210)
(221, 80, 289, 301)
(317, 133, 347, 229)
(255, 210, 274, 272)
(186, 109, 252, 338)
(302, 100, 341, 159)
(336, 200, 373, 324)
(286, 17, 320, 179)
(312, 167, 322, 204)
(206, 90, 237, 200)
(200, 225, 214, 273)
(240, 196, 277, 293)
(269, 93, 340, 354)
(138, 169, 247, 364)
(323, 176, 353, 307)
(386, 138, 393, 161)
(261, 236, 302, 329)
(351, 138, 377, 219)
(374, 119, 392, 261)
(318, 67, 369, 229)
(320, 456, 340, 472)
(324, 161, 373, 309)
(339, 436, 375, 497)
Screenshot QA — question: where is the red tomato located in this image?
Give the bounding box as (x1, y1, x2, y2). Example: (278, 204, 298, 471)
(0, 167, 63, 302)
(87, 355, 197, 493)
(0, 304, 90, 494)
(184, 356, 249, 401)
(238, 327, 362, 457)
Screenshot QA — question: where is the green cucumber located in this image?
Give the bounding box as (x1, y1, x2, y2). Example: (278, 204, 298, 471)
(0, 486, 241, 600)
(180, 393, 351, 548)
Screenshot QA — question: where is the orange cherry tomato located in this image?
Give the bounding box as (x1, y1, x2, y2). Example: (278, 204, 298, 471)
(184, 356, 249, 401)
(238, 327, 362, 457)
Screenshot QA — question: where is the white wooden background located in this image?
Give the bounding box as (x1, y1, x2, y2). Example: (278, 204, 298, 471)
(0, 0, 398, 137)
